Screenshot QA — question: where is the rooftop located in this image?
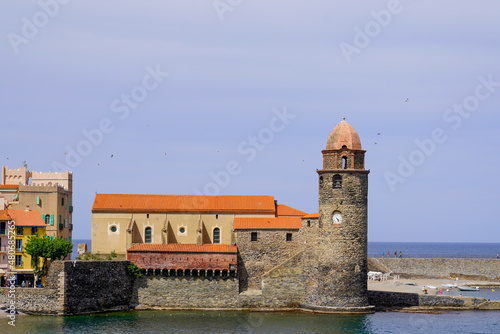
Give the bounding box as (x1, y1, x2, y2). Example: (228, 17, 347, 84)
(302, 213, 319, 219)
(0, 210, 11, 221)
(276, 204, 307, 217)
(0, 184, 20, 189)
(325, 118, 362, 150)
(92, 194, 276, 214)
(234, 217, 302, 230)
(7, 209, 46, 227)
(127, 243, 237, 253)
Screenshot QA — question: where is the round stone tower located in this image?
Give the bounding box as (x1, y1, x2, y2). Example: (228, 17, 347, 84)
(304, 118, 371, 312)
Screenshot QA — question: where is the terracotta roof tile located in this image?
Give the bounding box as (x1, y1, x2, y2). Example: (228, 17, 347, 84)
(127, 243, 237, 253)
(0, 184, 19, 189)
(234, 217, 302, 230)
(92, 194, 276, 214)
(0, 210, 11, 221)
(302, 213, 319, 219)
(276, 204, 307, 217)
(7, 209, 45, 227)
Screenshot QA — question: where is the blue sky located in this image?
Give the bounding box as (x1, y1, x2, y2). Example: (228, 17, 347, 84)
(1, 1, 499, 242)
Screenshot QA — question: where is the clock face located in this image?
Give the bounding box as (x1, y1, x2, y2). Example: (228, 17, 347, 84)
(332, 212, 342, 224)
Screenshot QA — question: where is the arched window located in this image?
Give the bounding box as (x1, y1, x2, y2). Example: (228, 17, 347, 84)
(319, 176, 324, 187)
(342, 156, 348, 169)
(145, 227, 152, 243)
(213, 228, 220, 244)
(45, 215, 50, 225)
(333, 174, 342, 189)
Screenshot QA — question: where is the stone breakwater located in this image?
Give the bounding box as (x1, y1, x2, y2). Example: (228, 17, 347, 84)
(367, 291, 499, 311)
(369, 258, 500, 280)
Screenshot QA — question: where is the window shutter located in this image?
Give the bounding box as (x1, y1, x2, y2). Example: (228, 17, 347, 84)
(50, 215, 54, 226)
(36, 196, 41, 205)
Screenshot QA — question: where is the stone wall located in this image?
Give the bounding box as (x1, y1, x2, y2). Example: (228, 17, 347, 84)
(0, 287, 61, 315)
(261, 252, 304, 308)
(370, 258, 500, 280)
(62, 260, 136, 315)
(0, 260, 136, 315)
(235, 228, 303, 290)
(136, 252, 305, 310)
(136, 275, 240, 309)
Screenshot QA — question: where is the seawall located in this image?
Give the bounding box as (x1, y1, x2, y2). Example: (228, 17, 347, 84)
(0, 260, 135, 315)
(2, 258, 500, 315)
(369, 258, 500, 280)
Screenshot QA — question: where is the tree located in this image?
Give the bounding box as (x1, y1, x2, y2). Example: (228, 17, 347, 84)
(25, 235, 73, 286)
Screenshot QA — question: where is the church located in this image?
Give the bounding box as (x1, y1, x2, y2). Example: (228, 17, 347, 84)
(91, 118, 371, 311)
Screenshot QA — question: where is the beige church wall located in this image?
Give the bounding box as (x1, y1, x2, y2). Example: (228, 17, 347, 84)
(92, 213, 131, 256)
(200, 214, 234, 244)
(165, 213, 201, 244)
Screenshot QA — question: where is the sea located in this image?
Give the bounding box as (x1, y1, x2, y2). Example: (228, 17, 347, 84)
(16, 240, 488, 334)
(71, 240, 500, 260)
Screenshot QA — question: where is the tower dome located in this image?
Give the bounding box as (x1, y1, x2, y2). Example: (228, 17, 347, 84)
(326, 118, 362, 150)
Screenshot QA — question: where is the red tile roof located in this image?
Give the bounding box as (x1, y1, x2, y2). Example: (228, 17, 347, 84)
(234, 217, 302, 230)
(127, 243, 237, 253)
(92, 194, 276, 214)
(302, 213, 319, 219)
(0, 184, 19, 189)
(276, 204, 307, 217)
(7, 209, 45, 227)
(0, 210, 11, 221)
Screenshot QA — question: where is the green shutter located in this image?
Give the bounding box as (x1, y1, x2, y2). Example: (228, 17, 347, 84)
(50, 215, 54, 226)
(36, 196, 41, 205)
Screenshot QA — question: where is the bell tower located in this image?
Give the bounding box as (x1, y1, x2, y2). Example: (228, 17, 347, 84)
(304, 118, 371, 312)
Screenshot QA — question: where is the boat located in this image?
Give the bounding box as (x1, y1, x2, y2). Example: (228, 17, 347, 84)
(457, 286, 479, 291)
(404, 282, 417, 286)
(426, 285, 438, 289)
(441, 284, 458, 288)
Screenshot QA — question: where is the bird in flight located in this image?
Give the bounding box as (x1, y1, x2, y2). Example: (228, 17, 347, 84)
(405, 98, 409, 102)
